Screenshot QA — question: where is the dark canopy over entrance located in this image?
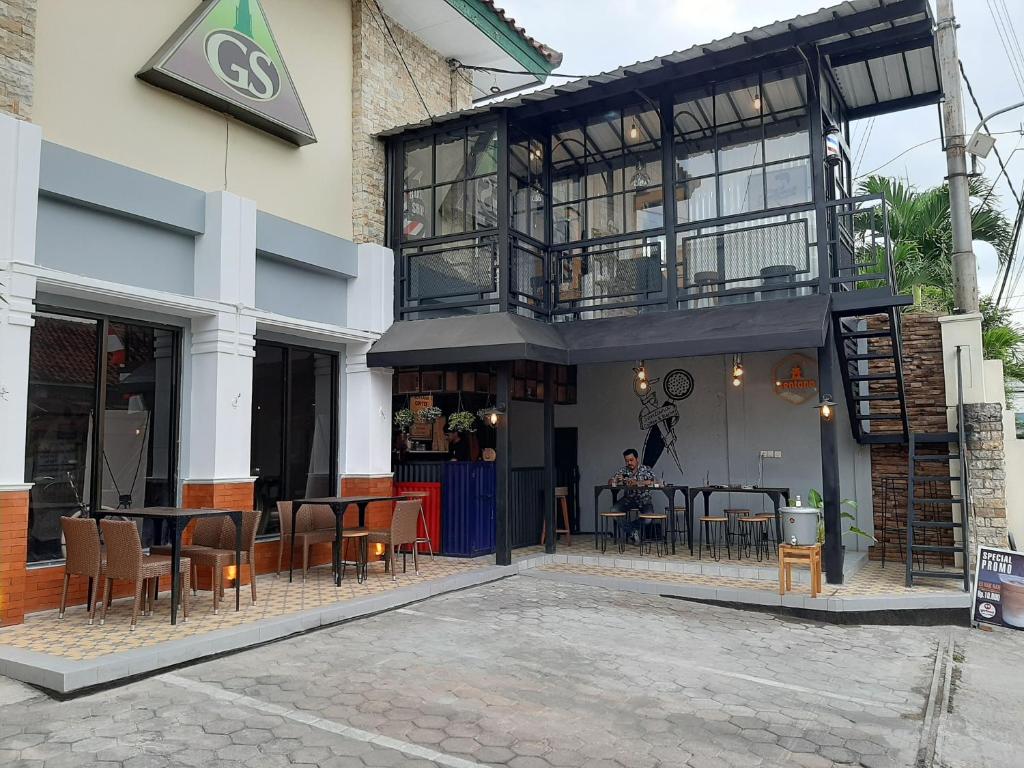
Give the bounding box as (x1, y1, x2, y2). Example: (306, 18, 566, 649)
(367, 294, 830, 368)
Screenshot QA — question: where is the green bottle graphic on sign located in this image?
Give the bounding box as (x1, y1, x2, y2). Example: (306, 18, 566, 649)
(235, 0, 253, 38)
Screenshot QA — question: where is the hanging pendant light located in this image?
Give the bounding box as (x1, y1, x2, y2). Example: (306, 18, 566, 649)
(629, 159, 651, 190)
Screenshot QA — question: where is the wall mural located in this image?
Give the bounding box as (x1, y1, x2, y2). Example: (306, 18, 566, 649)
(634, 368, 693, 475)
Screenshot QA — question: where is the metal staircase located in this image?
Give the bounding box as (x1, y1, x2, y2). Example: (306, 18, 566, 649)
(905, 348, 972, 591)
(834, 306, 909, 445)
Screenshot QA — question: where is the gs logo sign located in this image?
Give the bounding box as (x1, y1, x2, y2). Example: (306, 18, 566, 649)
(205, 29, 280, 101)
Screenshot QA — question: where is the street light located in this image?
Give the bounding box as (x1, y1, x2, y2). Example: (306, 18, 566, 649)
(965, 99, 1024, 159)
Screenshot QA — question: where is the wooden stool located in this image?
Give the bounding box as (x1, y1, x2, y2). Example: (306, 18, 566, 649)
(541, 487, 572, 547)
(638, 513, 668, 557)
(599, 511, 627, 554)
(699, 516, 731, 561)
(778, 544, 822, 597)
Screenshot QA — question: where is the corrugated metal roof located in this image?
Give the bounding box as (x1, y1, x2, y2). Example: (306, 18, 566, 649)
(378, 0, 938, 138)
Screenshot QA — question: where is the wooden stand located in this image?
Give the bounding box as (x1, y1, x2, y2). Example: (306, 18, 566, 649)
(540, 487, 572, 546)
(778, 544, 822, 598)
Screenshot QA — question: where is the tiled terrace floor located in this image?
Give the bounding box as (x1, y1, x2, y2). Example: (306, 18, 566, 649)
(0, 556, 489, 662)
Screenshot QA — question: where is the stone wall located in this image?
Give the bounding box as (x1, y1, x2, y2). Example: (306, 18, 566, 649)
(351, 0, 473, 245)
(0, 0, 35, 120)
(964, 402, 1009, 550)
(869, 313, 954, 562)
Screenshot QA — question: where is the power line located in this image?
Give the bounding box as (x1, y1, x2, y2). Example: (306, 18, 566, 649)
(453, 63, 593, 79)
(985, 0, 1024, 97)
(854, 131, 1022, 180)
(370, 0, 433, 120)
(960, 61, 1023, 209)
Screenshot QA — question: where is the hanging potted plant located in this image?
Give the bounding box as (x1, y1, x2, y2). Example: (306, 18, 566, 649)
(393, 408, 415, 433)
(447, 410, 476, 433)
(416, 405, 443, 423)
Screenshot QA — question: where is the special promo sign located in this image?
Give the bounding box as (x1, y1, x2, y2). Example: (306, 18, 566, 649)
(138, 0, 316, 146)
(972, 546, 1024, 630)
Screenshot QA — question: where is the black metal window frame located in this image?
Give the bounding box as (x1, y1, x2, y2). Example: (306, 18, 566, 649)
(26, 306, 183, 568)
(386, 47, 887, 321)
(251, 338, 340, 540)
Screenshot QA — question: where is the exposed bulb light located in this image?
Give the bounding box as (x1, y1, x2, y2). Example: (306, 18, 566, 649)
(752, 94, 762, 111)
(629, 122, 639, 140)
(816, 395, 836, 422)
(732, 377, 742, 387)
(732, 354, 744, 380)
(488, 411, 499, 426)
(639, 379, 649, 391)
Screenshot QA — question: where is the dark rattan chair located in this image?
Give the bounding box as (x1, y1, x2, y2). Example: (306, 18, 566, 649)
(58, 517, 105, 625)
(99, 519, 191, 630)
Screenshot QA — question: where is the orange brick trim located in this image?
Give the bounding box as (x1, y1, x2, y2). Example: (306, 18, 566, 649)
(181, 481, 256, 510)
(0, 490, 30, 627)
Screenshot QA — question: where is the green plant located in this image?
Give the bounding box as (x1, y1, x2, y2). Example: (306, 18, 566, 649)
(447, 410, 476, 433)
(393, 408, 414, 433)
(416, 405, 442, 423)
(807, 488, 876, 544)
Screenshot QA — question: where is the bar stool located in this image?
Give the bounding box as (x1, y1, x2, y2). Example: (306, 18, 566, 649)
(340, 530, 369, 583)
(541, 487, 572, 547)
(699, 515, 730, 561)
(738, 515, 771, 561)
(667, 505, 688, 550)
(599, 511, 627, 554)
(638, 512, 668, 557)
(723, 509, 749, 549)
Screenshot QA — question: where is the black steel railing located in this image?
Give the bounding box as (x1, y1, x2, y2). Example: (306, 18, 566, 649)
(827, 193, 896, 292)
(396, 195, 895, 320)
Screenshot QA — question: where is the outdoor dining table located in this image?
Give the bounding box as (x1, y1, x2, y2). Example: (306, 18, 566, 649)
(289, 495, 413, 586)
(685, 486, 791, 554)
(94, 507, 243, 626)
(593, 483, 689, 554)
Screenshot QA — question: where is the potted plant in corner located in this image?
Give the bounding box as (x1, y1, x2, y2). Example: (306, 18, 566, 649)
(807, 488, 876, 547)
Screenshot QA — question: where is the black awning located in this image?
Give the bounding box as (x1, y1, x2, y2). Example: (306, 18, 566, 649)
(366, 311, 568, 368)
(366, 295, 831, 368)
(562, 295, 831, 364)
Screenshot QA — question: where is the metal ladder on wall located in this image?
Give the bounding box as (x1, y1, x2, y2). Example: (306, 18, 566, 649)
(905, 347, 972, 591)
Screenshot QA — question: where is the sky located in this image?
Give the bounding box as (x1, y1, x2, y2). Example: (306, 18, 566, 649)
(497, 0, 1024, 312)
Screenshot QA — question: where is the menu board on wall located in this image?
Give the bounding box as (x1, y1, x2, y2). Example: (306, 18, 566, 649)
(409, 395, 433, 440)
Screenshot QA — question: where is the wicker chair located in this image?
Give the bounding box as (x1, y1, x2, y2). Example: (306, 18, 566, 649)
(368, 500, 422, 581)
(276, 501, 337, 580)
(151, 516, 228, 596)
(183, 510, 262, 614)
(58, 517, 105, 625)
(98, 519, 191, 630)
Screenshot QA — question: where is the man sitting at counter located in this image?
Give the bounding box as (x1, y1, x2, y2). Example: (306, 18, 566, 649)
(610, 448, 656, 544)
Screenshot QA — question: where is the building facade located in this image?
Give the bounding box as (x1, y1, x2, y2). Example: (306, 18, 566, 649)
(0, 0, 558, 626)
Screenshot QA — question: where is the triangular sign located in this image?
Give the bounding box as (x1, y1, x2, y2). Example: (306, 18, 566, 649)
(137, 0, 316, 146)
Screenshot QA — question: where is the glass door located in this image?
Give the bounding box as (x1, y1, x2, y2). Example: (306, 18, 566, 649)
(24, 310, 180, 563)
(251, 341, 338, 535)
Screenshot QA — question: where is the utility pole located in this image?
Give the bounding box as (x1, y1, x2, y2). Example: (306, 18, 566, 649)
(936, 0, 978, 313)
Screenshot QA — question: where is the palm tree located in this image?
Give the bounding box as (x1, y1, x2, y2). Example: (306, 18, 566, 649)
(857, 175, 1022, 403)
(858, 175, 1014, 311)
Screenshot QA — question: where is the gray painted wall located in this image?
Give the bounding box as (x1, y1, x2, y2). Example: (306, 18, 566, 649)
(255, 254, 348, 327)
(35, 197, 195, 294)
(510, 351, 873, 546)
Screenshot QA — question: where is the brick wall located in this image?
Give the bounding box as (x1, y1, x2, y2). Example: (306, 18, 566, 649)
(869, 313, 954, 562)
(0, 490, 29, 625)
(350, 0, 473, 244)
(0, 0, 35, 119)
(964, 403, 1009, 551)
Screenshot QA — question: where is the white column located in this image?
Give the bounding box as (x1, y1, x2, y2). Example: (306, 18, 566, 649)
(182, 192, 257, 483)
(343, 346, 393, 477)
(346, 243, 394, 334)
(0, 114, 41, 489)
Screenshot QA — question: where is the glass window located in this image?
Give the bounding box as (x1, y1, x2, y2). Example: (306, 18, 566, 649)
(718, 135, 763, 172)
(720, 168, 765, 216)
(400, 123, 498, 242)
(552, 203, 582, 244)
(677, 146, 714, 179)
(403, 137, 431, 190)
(625, 189, 665, 232)
(251, 342, 337, 536)
(765, 160, 811, 208)
(435, 182, 466, 236)
(677, 178, 716, 224)
(436, 131, 465, 183)
(403, 188, 432, 240)
(24, 312, 179, 563)
(765, 125, 810, 163)
(586, 196, 623, 239)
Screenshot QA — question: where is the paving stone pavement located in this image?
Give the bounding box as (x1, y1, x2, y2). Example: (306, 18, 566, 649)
(0, 576, 1016, 767)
